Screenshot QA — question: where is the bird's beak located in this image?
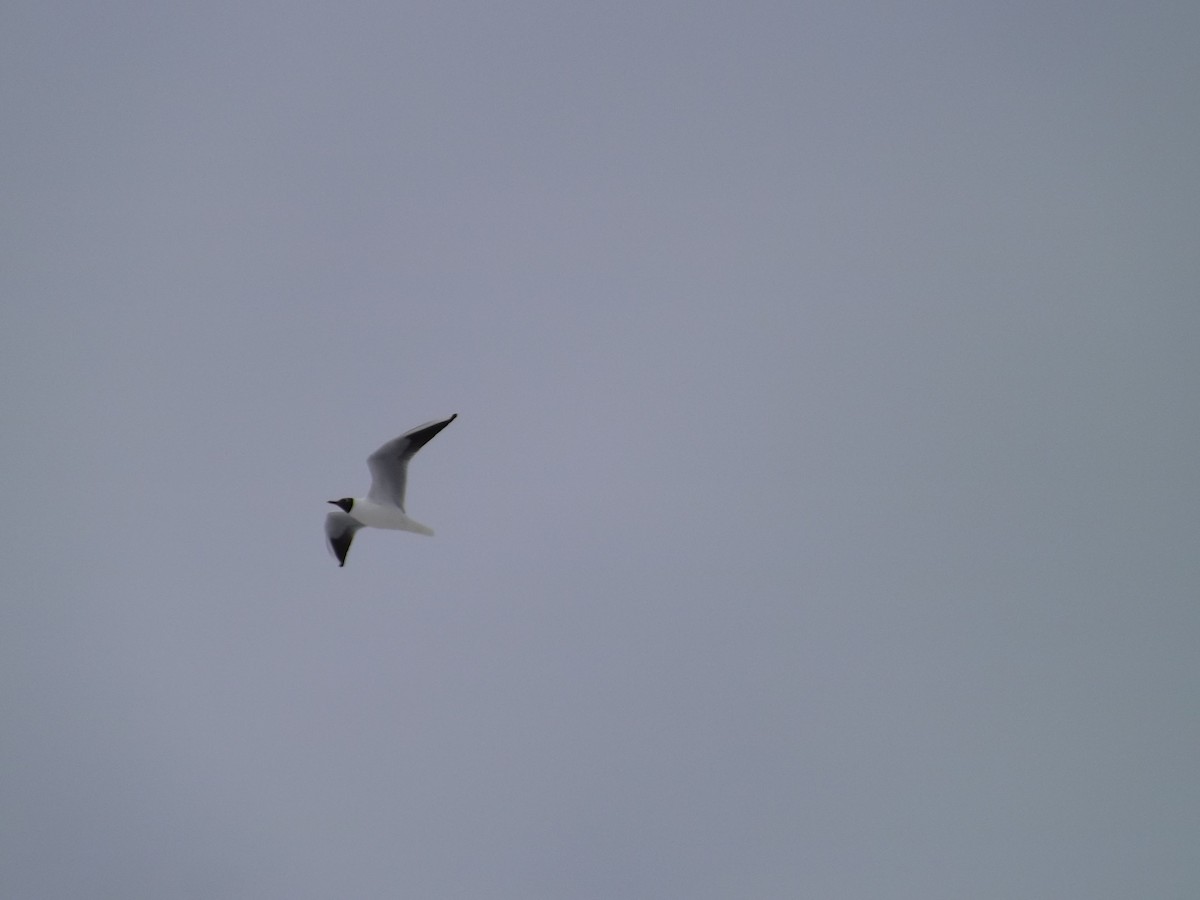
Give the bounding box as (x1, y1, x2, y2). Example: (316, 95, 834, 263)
(327, 500, 339, 506)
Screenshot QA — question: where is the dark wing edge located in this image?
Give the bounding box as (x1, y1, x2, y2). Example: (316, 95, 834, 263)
(325, 512, 362, 567)
(369, 413, 458, 465)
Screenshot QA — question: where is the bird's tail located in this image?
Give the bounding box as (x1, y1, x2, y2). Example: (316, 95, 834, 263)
(402, 518, 435, 537)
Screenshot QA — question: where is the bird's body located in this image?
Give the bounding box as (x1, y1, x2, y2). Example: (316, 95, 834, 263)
(325, 413, 456, 566)
(332, 498, 434, 534)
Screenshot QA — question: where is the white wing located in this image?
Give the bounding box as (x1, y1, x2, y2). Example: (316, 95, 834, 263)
(365, 414, 457, 510)
(325, 511, 363, 567)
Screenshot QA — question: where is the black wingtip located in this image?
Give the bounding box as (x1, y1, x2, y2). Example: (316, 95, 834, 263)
(330, 530, 354, 567)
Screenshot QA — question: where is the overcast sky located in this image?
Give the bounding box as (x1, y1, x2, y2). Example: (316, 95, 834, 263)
(3, 2, 1198, 898)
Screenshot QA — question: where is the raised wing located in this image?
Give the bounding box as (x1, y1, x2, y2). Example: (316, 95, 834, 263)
(325, 510, 363, 567)
(366, 413, 457, 510)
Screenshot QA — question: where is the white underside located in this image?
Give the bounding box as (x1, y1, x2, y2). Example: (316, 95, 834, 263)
(351, 499, 434, 535)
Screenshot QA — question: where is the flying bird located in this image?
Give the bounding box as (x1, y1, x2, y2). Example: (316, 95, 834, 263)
(325, 413, 457, 567)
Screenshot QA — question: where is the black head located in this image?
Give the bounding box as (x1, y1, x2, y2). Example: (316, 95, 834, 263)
(328, 498, 354, 513)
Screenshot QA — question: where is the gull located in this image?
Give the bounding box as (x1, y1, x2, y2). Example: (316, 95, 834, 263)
(325, 413, 457, 567)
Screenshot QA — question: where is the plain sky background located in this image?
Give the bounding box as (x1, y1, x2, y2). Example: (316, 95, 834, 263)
(3, 2, 1198, 898)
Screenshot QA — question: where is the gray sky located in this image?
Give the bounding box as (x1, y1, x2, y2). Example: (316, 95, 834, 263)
(3, 2, 1198, 898)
